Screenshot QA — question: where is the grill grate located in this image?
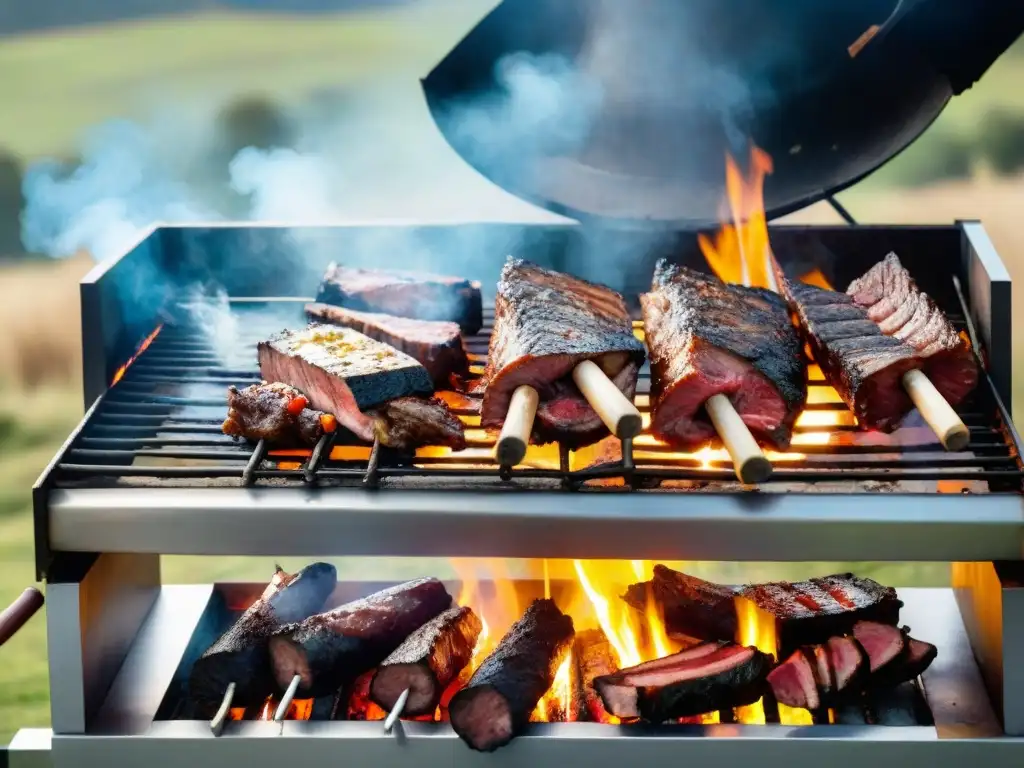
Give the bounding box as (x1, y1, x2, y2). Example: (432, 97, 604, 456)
(48, 285, 1024, 494)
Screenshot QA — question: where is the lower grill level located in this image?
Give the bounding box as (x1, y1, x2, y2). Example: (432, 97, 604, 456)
(30, 579, 1013, 768)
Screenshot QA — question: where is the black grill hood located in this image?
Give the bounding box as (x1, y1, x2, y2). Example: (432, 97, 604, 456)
(422, 0, 1024, 229)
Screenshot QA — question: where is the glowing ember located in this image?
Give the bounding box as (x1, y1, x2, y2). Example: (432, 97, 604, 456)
(698, 146, 776, 291)
(110, 324, 163, 385)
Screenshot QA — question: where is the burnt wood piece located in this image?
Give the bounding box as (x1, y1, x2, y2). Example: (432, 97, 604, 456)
(570, 628, 619, 723)
(305, 302, 469, 387)
(480, 258, 645, 449)
(268, 577, 453, 699)
(222, 381, 329, 447)
(315, 262, 483, 335)
(257, 325, 433, 443)
(370, 606, 483, 716)
(622, 564, 738, 643)
(640, 260, 806, 450)
(449, 599, 575, 752)
(846, 252, 978, 409)
(188, 562, 338, 715)
(593, 642, 772, 722)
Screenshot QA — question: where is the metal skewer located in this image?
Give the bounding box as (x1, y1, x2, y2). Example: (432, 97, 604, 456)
(273, 674, 302, 732)
(209, 682, 236, 737)
(383, 687, 410, 734)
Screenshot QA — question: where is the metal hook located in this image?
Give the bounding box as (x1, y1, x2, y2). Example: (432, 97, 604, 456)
(273, 674, 302, 734)
(209, 682, 236, 737)
(383, 688, 410, 735)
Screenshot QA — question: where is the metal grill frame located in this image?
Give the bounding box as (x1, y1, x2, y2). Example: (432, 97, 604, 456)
(29, 219, 1024, 573)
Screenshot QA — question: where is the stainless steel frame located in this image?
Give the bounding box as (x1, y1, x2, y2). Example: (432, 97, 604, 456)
(12, 574, 1023, 768)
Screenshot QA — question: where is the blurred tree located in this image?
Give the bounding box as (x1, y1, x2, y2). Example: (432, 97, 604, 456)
(872, 127, 974, 188)
(0, 149, 25, 257)
(978, 109, 1024, 176)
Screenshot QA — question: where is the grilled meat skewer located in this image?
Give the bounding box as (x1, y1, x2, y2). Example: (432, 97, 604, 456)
(370, 605, 483, 716)
(640, 261, 807, 483)
(188, 562, 337, 716)
(481, 259, 646, 464)
(222, 382, 336, 447)
(268, 577, 454, 699)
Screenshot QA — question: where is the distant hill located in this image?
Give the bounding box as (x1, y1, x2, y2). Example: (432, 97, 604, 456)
(0, 0, 412, 36)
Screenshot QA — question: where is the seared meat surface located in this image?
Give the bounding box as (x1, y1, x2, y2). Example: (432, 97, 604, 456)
(222, 381, 333, 446)
(480, 259, 645, 449)
(593, 642, 771, 722)
(622, 565, 738, 642)
(369, 395, 466, 452)
(846, 252, 978, 408)
(640, 261, 806, 450)
(315, 262, 483, 334)
(305, 303, 468, 387)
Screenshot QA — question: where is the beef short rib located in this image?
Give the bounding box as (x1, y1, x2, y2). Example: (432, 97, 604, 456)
(449, 598, 574, 752)
(268, 577, 453, 698)
(593, 642, 772, 722)
(640, 261, 806, 450)
(305, 302, 468, 387)
(767, 636, 867, 710)
(258, 325, 433, 442)
(370, 605, 482, 716)
(222, 381, 331, 447)
(188, 562, 337, 714)
(480, 259, 645, 449)
(315, 262, 483, 335)
(847, 253, 978, 409)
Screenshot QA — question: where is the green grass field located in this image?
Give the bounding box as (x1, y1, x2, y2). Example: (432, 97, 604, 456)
(1, 4, 1022, 745)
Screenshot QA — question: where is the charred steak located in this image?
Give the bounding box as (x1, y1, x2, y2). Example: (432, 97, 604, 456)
(188, 562, 337, 714)
(847, 253, 978, 409)
(268, 577, 453, 699)
(640, 260, 806, 450)
(370, 605, 482, 716)
(222, 382, 335, 447)
(305, 303, 468, 387)
(624, 565, 902, 653)
(258, 325, 433, 443)
(449, 598, 574, 752)
(315, 262, 483, 335)
(593, 642, 772, 722)
(480, 259, 646, 449)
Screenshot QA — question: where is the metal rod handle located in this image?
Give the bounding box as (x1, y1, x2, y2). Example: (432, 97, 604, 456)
(0, 587, 44, 648)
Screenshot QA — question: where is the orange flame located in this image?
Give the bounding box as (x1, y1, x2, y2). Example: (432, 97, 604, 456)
(258, 696, 274, 721)
(110, 324, 163, 385)
(699, 146, 776, 291)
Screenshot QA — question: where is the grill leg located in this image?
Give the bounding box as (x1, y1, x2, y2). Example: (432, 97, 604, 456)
(46, 553, 160, 734)
(953, 561, 1024, 735)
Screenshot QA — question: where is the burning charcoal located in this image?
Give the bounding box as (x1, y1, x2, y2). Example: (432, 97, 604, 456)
(305, 302, 469, 387)
(480, 258, 646, 451)
(593, 642, 772, 723)
(449, 599, 574, 752)
(257, 325, 434, 443)
(622, 565, 738, 643)
(222, 382, 335, 446)
(268, 577, 453, 699)
(570, 629, 619, 723)
(315, 262, 483, 335)
(639, 260, 807, 451)
(370, 606, 483, 717)
(344, 670, 387, 721)
(188, 562, 337, 716)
